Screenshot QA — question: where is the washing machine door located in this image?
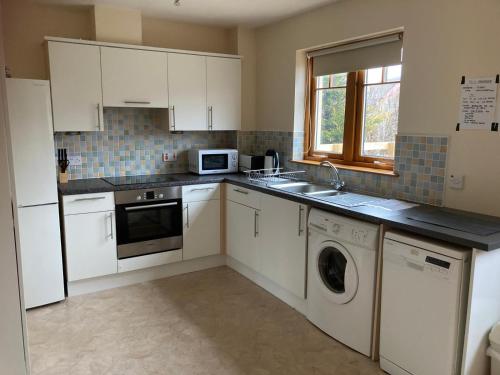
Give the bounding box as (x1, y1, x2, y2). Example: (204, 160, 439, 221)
(316, 241, 358, 304)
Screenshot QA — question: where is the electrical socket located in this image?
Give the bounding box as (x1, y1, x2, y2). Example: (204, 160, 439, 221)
(68, 155, 82, 166)
(162, 152, 177, 162)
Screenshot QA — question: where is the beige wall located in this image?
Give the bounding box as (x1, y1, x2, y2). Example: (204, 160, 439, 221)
(1, 0, 92, 79)
(93, 4, 142, 45)
(255, 0, 500, 215)
(1, 0, 236, 80)
(0, 1, 28, 373)
(234, 27, 257, 131)
(142, 16, 235, 54)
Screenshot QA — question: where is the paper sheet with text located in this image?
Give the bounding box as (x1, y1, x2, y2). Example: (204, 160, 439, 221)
(458, 77, 498, 130)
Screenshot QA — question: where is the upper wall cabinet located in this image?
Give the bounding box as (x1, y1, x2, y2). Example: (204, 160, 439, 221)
(167, 53, 207, 131)
(101, 48, 169, 108)
(48, 42, 104, 132)
(207, 57, 241, 131)
(47, 38, 242, 132)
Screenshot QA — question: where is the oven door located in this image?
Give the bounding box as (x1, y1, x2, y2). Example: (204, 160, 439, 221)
(116, 198, 183, 259)
(200, 152, 229, 174)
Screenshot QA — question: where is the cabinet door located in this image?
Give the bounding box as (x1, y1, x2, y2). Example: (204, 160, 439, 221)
(101, 47, 168, 108)
(167, 53, 207, 131)
(207, 57, 241, 131)
(17, 205, 64, 308)
(259, 195, 307, 298)
(226, 200, 259, 271)
(64, 211, 117, 281)
(48, 42, 103, 132)
(183, 200, 221, 260)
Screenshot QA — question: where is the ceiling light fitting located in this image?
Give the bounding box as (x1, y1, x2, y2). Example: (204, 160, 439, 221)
(174, 0, 181, 6)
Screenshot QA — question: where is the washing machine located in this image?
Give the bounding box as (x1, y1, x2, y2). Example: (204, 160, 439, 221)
(307, 208, 379, 357)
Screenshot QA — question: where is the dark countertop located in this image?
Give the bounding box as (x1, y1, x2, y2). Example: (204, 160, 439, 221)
(57, 174, 227, 195)
(58, 173, 500, 251)
(57, 178, 115, 195)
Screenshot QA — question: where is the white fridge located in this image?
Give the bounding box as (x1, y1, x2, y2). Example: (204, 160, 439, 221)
(6, 78, 65, 309)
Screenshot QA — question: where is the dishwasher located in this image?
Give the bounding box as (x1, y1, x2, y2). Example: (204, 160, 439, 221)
(380, 231, 470, 375)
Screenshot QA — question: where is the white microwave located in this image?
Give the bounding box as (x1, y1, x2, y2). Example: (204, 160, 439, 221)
(188, 149, 238, 175)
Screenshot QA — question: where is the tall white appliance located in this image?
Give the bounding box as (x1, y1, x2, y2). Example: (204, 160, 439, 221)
(6, 78, 65, 309)
(380, 231, 470, 375)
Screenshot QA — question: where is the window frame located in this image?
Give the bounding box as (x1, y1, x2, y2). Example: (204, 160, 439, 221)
(305, 61, 400, 171)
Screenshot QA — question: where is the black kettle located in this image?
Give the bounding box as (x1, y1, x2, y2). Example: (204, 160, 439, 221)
(264, 149, 280, 173)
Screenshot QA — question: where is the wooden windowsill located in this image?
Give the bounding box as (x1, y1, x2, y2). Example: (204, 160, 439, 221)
(291, 159, 399, 177)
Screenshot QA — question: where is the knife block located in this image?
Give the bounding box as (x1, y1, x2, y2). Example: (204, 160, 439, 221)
(59, 171, 69, 184)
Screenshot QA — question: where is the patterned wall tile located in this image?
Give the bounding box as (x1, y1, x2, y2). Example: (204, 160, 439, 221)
(56, 108, 447, 206)
(55, 108, 237, 179)
(238, 131, 448, 206)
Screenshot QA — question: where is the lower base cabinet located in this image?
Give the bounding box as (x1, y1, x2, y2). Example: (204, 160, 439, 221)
(259, 195, 307, 298)
(225, 187, 307, 299)
(226, 200, 260, 271)
(64, 210, 117, 281)
(183, 199, 221, 260)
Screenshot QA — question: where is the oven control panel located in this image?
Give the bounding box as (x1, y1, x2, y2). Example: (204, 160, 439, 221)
(136, 191, 165, 201)
(115, 186, 182, 205)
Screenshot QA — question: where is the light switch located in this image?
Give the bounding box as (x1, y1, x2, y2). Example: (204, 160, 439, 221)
(448, 174, 464, 190)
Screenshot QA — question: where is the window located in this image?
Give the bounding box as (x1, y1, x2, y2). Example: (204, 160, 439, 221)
(305, 33, 403, 171)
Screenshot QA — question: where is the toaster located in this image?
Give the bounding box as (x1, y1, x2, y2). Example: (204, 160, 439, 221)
(239, 154, 265, 172)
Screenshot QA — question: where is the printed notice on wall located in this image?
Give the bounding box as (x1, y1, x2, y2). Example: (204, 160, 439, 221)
(458, 77, 498, 130)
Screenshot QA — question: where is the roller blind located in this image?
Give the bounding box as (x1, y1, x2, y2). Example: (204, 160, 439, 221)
(309, 33, 403, 77)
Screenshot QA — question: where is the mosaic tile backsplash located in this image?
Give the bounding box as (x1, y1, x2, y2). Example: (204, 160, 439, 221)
(54, 108, 237, 179)
(55, 108, 447, 206)
(238, 131, 448, 206)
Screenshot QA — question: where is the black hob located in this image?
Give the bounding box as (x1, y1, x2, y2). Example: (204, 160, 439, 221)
(102, 174, 180, 186)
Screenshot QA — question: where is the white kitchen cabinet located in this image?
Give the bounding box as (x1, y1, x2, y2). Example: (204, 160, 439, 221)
(207, 57, 241, 131)
(48, 42, 104, 132)
(62, 193, 117, 282)
(259, 194, 307, 298)
(64, 210, 117, 281)
(226, 184, 261, 209)
(183, 200, 221, 260)
(62, 192, 115, 215)
(167, 53, 207, 131)
(101, 47, 168, 108)
(226, 200, 260, 271)
(182, 183, 221, 260)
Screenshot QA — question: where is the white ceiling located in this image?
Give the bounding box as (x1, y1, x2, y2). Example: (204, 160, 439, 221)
(36, 0, 338, 27)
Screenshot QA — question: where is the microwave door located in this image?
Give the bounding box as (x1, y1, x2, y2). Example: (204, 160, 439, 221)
(202, 154, 229, 172)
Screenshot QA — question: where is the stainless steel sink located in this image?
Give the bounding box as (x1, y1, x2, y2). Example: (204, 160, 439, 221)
(307, 190, 346, 197)
(269, 181, 338, 195)
(269, 181, 381, 208)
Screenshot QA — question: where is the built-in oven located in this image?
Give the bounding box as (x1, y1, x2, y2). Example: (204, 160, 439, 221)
(115, 187, 182, 259)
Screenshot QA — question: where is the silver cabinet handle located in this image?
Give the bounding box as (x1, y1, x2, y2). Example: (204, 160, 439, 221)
(184, 204, 189, 228)
(190, 187, 215, 192)
(298, 205, 304, 236)
(74, 196, 106, 202)
(233, 188, 248, 195)
(173, 106, 176, 130)
(170, 106, 176, 131)
(107, 212, 114, 240)
(254, 210, 259, 237)
(123, 100, 151, 105)
(96, 103, 102, 131)
(125, 202, 178, 211)
(208, 106, 213, 130)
